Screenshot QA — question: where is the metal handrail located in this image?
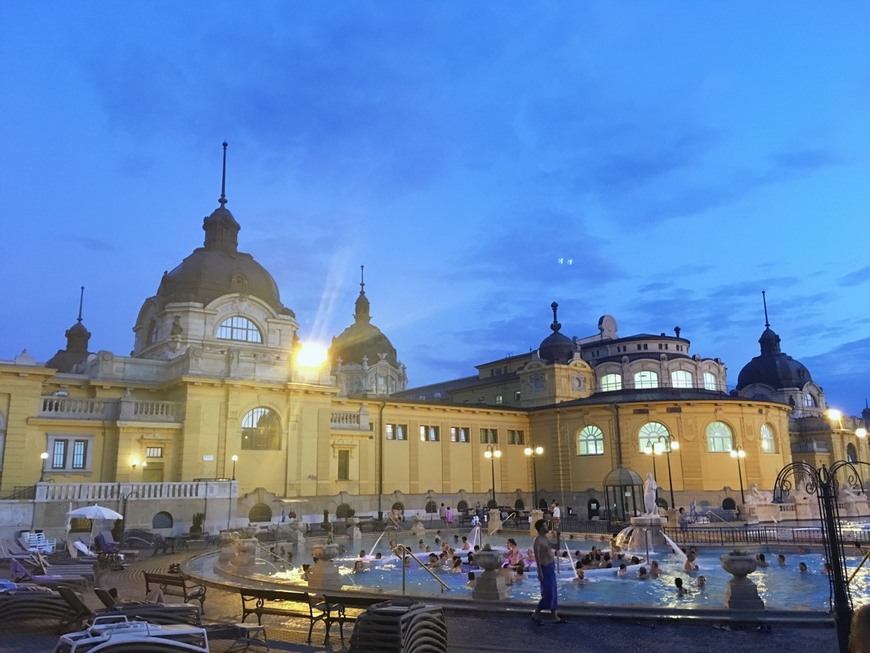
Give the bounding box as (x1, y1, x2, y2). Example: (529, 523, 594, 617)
(397, 545, 450, 593)
(703, 510, 741, 530)
(489, 511, 517, 536)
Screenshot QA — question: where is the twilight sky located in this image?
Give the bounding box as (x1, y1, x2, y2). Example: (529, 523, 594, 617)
(2, 3, 868, 415)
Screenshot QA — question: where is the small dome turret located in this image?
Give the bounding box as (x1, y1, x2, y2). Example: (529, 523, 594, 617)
(538, 302, 577, 364)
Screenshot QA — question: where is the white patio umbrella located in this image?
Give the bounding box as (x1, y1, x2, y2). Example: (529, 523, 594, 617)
(67, 504, 123, 520)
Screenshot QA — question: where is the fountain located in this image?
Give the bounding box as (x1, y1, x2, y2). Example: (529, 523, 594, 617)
(308, 541, 342, 589)
(720, 551, 764, 610)
(471, 545, 508, 601)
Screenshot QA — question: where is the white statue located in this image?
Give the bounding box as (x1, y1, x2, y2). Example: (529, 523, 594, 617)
(838, 483, 860, 503)
(643, 472, 658, 515)
(747, 483, 772, 505)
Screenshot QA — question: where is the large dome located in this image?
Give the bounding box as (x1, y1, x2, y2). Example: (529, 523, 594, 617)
(155, 205, 291, 316)
(736, 326, 813, 390)
(330, 281, 397, 368)
(538, 302, 577, 363)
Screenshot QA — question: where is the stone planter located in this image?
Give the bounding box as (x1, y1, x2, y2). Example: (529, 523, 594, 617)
(720, 554, 764, 610)
(472, 549, 509, 601)
(720, 554, 757, 578)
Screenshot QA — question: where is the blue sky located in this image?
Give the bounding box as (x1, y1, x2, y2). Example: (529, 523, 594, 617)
(2, 2, 868, 415)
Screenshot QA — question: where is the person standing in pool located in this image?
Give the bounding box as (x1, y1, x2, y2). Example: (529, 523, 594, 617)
(532, 518, 563, 624)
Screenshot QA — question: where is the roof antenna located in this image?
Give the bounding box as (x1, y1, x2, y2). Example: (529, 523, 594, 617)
(77, 286, 85, 323)
(360, 264, 365, 294)
(762, 290, 770, 328)
(219, 141, 228, 207)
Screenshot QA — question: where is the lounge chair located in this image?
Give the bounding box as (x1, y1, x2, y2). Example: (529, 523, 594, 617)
(0, 587, 70, 629)
(10, 558, 89, 588)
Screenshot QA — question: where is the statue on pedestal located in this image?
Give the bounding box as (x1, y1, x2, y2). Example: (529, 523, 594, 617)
(643, 473, 658, 515)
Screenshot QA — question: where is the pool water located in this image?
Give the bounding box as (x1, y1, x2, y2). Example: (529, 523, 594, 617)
(209, 530, 870, 611)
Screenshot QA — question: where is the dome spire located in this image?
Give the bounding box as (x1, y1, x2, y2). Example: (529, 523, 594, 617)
(550, 301, 562, 333)
(354, 264, 371, 323)
(758, 290, 781, 355)
(202, 141, 240, 253)
(219, 140, 228, 207)
(77, 285, 85, 323)
(762, 289, 770, 328)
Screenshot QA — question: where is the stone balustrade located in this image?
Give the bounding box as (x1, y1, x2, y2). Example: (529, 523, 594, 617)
(39, 396, 182, 423)
(35, 480, 236, 503)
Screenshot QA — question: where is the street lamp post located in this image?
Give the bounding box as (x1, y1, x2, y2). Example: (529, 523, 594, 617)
(231, 455, 238, 481)
(39, 451, 48, 483)
(483, 445, 501, 507)
(644, 435, 679, 508)
(31, 452, 49, 532)
(524, 445, 544, 511)
(228, 455, 239, 529)
(730, 446, 747, 505)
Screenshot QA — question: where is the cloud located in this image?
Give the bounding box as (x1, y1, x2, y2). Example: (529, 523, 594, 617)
(841, 266, 870, 287)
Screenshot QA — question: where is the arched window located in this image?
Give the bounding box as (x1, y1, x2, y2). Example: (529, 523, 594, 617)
(703, 372, 718, 391)
(217, 316, 263, 343)
(638, 422, 671, 452)
(671, 370, 693, 388)
(577, 425, 605, 456)
(241, 407, 281, 450)
(634, 371, 658, 389)
(147, 321, 159, 345)
(760, 423, 776, 453)
(804, 393, 817, 407)
(152, 511, 173, 529)
(847, 443, 858, 463)
(599, 373, 622, 392)
(706, 421, 734, 453)
(248, 503, 273, 523)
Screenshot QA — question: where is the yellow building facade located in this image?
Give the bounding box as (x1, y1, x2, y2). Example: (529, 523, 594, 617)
(1, 160, 862, 538)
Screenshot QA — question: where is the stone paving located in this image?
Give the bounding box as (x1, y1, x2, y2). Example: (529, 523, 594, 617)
(0, 549, 841, 652)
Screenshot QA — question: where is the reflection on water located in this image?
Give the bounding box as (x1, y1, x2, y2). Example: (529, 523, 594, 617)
(199, 531, 870, 611)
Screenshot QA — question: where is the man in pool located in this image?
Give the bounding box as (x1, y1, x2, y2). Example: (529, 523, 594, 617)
(532, 518, 563, 624)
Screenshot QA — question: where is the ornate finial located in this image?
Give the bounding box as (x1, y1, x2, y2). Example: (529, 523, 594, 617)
(360, 265, 365, 294)
(77, 286, 85, 323)
(762, 290, 770, 328)
(219, 141, 228, 207)
(550, 301, 561, 333)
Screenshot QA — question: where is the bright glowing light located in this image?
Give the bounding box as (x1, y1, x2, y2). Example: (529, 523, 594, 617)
(296, 342, 328, 368)
(826, 408, 843, 421)
(671, 440, 679, 451)
(857, 428, 867, 439)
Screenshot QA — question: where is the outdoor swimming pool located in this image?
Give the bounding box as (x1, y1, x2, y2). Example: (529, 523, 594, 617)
(196, 529, 870, 611)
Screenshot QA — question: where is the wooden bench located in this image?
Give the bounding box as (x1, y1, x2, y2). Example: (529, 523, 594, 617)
(143, 572, 206, 612)
(321, 593, 386, 641)
(239, 588, 327, 643)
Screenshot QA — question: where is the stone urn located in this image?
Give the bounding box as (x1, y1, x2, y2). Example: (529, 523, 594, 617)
(472, 547, 509, 601)
(217, 530, 239, 564)
(309, 542, 342, 589)
(231, 536, 258, 574)
(720, 553, 757, 578)
(720, 553, 764, 610)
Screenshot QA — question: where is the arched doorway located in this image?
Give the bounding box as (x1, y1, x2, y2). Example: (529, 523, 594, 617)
(248, 503, 272, 523)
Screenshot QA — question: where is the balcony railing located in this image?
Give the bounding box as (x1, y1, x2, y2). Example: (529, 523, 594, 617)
(331, 406, 371, 431)
(38, 397, 181, 423)
(34, 481, 236, 503)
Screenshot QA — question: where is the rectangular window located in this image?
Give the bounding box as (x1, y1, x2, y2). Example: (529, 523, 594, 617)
(46, 434, 94, 472)
(52, 440, 67, 469)
(419, 425, 440, 442)
(145, 446, 164, 458)
(71, 440, 87, 470)
(480, 428, 498, 444)
(450, 427, 469, 443)
(385, 424, 407, 441)
(508, 429, 525, 445)
(337, 450, 350, 481)
(495, 394, 503, 405)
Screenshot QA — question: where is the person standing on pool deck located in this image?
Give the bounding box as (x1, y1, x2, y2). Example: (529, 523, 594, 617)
(532, 518, 563, 623)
